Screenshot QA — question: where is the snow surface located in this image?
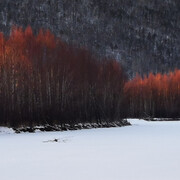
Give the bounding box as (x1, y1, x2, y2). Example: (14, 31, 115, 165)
(1, 119, 180, 180)
(0, 127, 14, 134)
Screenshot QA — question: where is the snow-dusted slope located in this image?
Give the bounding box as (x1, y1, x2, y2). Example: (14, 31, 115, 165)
(1, 0, 180, 75)
(0, 127, 14, 134)
(1, 119, 180, 180)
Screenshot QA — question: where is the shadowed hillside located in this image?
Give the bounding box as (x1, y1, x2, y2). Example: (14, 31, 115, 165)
(0, 0, 179, 76)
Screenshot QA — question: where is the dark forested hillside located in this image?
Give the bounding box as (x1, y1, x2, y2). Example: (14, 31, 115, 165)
(0, 27, 127, 127)
(0, 0, 179, 76)
(0, 26, 179, 127)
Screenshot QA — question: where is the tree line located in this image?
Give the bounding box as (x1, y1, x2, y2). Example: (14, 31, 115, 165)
(0, 26, 127, 127)
(124, 71, 180, 118)
(0, 26, 179, 127)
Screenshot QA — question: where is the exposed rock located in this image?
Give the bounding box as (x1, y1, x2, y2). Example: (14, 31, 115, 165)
(13, 119, 131, 133)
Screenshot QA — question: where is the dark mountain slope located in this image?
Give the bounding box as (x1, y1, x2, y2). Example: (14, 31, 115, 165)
(0, 0, 179, 76)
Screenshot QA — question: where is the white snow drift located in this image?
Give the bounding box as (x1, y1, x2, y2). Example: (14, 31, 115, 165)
(0, 119, 180, 180)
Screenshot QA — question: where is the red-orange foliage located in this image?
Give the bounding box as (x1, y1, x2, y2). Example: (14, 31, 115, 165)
(124, 70, 180, 117)
(0, 26, 127, 127)
(0, 25, 179, 126)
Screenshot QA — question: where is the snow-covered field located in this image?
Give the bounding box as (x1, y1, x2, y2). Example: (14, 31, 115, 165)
(1, 119, 180, 180)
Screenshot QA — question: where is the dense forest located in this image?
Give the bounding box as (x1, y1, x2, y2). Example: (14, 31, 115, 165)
(0, 26, 127, 127)
(0, 0, 179, 76)
(0, 26, 179, 128)
(124, 71, 180, 118)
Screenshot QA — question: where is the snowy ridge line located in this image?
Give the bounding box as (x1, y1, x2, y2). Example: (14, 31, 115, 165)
(143, 118, 180, 121)
(0, 127, 15, 134)
(12, 120, 131, 133)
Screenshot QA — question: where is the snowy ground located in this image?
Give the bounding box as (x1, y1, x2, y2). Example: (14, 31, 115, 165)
(0, 119, 180, 180)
